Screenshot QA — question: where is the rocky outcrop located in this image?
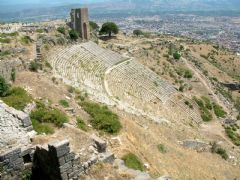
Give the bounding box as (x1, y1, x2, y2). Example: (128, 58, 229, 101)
(113, 159, 172, 180)
(0, 101, 34, 152)
(180, 139, 210, 152)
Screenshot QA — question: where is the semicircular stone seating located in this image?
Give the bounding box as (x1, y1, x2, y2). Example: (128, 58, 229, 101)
(48, 42, 202, 123)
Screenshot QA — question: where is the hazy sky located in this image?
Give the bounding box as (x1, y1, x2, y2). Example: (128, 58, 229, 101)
(1, 0, 107, 5)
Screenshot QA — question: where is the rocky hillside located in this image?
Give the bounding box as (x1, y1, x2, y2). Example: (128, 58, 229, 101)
(0, 25, 240, 179)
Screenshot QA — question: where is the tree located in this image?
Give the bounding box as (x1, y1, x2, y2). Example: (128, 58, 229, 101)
(133, 29, 143, 36)
(57, 27, 65, 35)
(89, 21, 99, 31)
(0, 76, 9, 97)
(100, 22, 119, 37)
(69, 30, 79, 40)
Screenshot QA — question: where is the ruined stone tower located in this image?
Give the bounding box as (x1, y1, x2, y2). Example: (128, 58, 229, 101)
(70, 8, 90, 40)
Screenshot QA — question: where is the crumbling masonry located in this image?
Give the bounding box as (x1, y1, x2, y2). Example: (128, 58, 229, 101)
(0, 101, 114, 180)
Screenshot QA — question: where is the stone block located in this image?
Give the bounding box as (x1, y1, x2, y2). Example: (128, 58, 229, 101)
(73, 155, 80, 164)
(99, 152, 115, 163)
(60, 161, 72, 174)
(61, 172, 68, 180)
(58, 156, 66, 166)
(3, 159, 10, 165)
(91, 135, 107, 153)
(24, 162, 33, 170)
(49, 140, 70, 157)
(2, 148, 21, 160)
(0, 154, 6, 161)
(53, 140, 70, 148)
(157, 175, 172, 180)
(14, 111, 32, 127)
(67, 166, 73, 174)
(9, 154, 19, 162)
(6, 168, 13, 173)
(68, 169, 82, 179)
(64, 152, 75, 163)
(89, 155, 98, 165)
(82, 162, 89, 170)
(20, 147, 35, 157)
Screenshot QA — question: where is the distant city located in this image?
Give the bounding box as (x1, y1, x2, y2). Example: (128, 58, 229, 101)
(93, 14, 240, 53)
(0, 1, 240, 53)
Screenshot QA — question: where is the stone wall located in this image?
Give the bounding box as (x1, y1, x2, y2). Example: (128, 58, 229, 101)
(31, 140, 83, 180)
(0, 146, 35, 179)
(0, 101, 114, 180)
(0, 101, 35, 179)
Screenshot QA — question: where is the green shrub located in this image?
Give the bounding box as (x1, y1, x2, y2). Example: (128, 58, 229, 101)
(0, 38, 11, 43)
(193, 97, 213, 122)
(183, 69, 193, 79)
(11, 68, 16, 82)
(235, 97, 240, 109)
(29, 61, 42, 72)
(80, 101, 121, 134)
(59, 99, 69, 108)
(32, 119, 54, 134)
(157, 144, 167, 153)
(216, 148, 228, 160)
(0, 76, 10, 97)
(0, 50, 11, 56)
(0, 32, 18, 38)
(21, 36, 32, 44)
(57, 27, 65, 34)
(176, 68, 193, 79)
(201, 96, 212, 110)
(89, 21, 99, 31)
(237, 114, 240, 120)
(1, 87, 32, 110)
(179, 85, 184, 92)
(36, 29, 44, 33)
(67, 86, 75, 93)
(133, 29, 144, 36)
(194, 97, 204, 108)
(21, 170, 32, 180)
(225, 127, 240, 146)
(184, 101, 193, 109)
(69, 30, 79, 40)
(210, 142, 228, 160)
(201, 110, 213, 122)
(30, 101, 68, 127)
(44, 44, 49, 50)
(76, 117, 88, 131)
(44, 61, 52, 69)
(122, 153, 144, 171)
(173, 52, 181, 60)
(212, 103, 226, 118)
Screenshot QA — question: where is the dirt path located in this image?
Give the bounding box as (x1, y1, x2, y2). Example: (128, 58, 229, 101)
(182, 57, 230, 115)
(200, 121, 234, 146)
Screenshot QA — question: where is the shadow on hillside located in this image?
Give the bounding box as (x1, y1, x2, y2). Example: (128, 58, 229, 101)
(99, 36, 117, 41)
(222, 83, 240, 91)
